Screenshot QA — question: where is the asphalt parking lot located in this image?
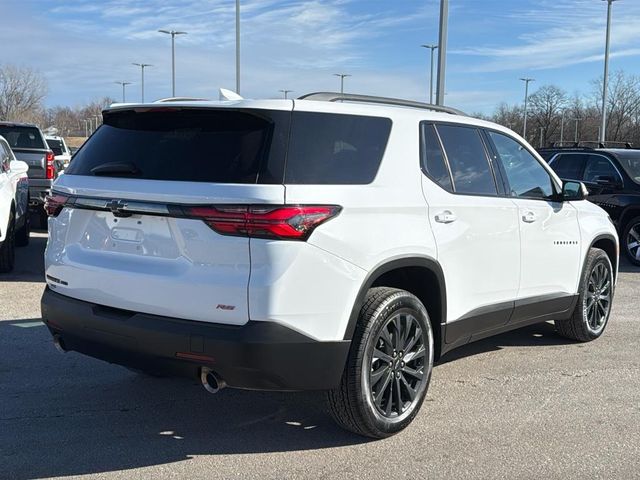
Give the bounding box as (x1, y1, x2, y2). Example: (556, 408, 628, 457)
(1, 230, 639, 480)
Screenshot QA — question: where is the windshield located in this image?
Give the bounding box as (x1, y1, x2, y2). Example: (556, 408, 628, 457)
(613, 151, 640, 184)
(47, 139, 64, 156)
(0, 126, 46, 149)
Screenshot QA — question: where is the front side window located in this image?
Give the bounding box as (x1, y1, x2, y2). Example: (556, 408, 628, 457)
(420, 123, 452, 192)
(436, 124, 497, 195)
(583, 155, 622, 184)
(488, 131, 554, 199)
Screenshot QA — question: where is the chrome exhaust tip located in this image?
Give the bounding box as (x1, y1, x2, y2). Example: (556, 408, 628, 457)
(53, 334, 67, 353)
(200, 367, 226, 394)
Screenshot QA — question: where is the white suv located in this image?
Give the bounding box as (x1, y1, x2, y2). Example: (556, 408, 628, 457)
(41, 93, 618, 438)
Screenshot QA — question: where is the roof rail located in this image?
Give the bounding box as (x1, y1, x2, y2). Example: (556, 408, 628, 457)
(297, 92, 466, 116)
(549, 140, 636, 150)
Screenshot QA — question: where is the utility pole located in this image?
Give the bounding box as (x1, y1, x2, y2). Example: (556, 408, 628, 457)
(435, 0, 448, 106)
(236, 0, 240, 94)
(600, 0, 619, 143)
(132, 63, 152, 102)
(421, 44, 438, 104)
(520, 77, 535, 139)
(539, 126, 544, 148)
(279, 89, 293, 99)
(158, 29, 187, 97)
(560, 110, 565, 144)
(114, 81, 132, 102)
(333, 73, 351, 96)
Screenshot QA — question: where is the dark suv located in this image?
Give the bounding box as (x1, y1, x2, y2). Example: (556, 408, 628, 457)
(543, 147, 640, 265)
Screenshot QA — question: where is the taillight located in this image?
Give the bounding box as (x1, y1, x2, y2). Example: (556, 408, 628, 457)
(44, 193, 69, 217)
(45, 151, 55, 179)
(185, 205, 341, 240)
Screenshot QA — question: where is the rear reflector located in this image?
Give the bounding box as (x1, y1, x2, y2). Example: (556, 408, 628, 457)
(44, 193, 70, 217)
(184, 205, 341, 240)
(45, 151, 55, 179)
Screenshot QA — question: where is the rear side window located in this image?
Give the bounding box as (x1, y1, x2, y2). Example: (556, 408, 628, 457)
(551, 154, 586, 180)
(66, 109, 290, 184)
(284, 112, 391, 184)
(436, 124, 497, 195)
(420, 123, 452, 192)
(583, 155, 622, 183)
(0, 126, 46, 150)
(47, 139, 64, 156)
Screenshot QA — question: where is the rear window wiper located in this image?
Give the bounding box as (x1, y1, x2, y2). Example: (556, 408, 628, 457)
(90, 162, 140, 176)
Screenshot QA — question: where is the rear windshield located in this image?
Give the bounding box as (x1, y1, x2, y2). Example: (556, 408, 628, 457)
(0, 126, 46, 149)
(46, 139, 64, 156)
(285, 112, 391, 184)
(66, 109, 290, 184)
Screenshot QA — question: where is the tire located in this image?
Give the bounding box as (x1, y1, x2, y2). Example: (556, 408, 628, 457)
(0, 213, 16, 273)
(39, 208, 48, 230)
(326, 287, 434, 439)
(622, 216, 640, 266)
(15, 212, 30, 247)
(555, 248, 614, 342)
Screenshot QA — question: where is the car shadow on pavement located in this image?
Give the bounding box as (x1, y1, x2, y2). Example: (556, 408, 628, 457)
(0, 318, 369, 480)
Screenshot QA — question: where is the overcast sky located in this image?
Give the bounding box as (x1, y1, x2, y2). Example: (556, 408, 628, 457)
(2, 0, 639, 113)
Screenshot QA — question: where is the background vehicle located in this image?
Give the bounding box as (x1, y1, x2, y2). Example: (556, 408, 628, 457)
(45, 135, 72, 169)
(0, 135, 30, 272)
(0, 122, 59, 225)
(41, 93, 618, 438)
(544, 146, 640, 265)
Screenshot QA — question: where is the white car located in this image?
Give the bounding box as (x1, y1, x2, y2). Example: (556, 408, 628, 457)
(0, 135, 30, 272)
(45, 135, 72, 169)
(41, 93, 618, 438)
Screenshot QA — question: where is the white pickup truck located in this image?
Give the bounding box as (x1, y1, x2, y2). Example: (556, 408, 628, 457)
(0, 135, 30, 272)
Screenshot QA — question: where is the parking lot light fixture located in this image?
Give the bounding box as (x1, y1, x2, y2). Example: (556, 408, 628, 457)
(279, 89, 293, 99)
(333, 73, 351, 96)
(158, 29, 187, 97)
(114, 81, 132, 103)
(600, 0, 619, 143)
(421, 44, 438, 104)
(132, 63, 152, 103)
(520, 77, 535, 140)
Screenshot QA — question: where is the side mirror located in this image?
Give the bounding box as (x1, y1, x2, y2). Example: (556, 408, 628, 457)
(9, 160, 29, 175)
(562, 180, 588, 201)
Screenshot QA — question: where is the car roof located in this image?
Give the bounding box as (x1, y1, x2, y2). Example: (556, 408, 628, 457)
(0, 121, 39, 128)
(104, 96, 520, 140)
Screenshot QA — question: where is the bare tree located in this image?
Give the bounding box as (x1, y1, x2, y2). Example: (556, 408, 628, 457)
(528, 85, 567, 147)
(591, 71, 640, 141)
(0, 64, 47, 122)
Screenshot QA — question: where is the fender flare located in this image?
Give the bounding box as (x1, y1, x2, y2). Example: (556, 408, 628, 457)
(343, 255, 447, 340)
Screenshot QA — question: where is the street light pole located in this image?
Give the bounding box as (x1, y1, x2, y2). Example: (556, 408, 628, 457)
(132, 63, 152, 102)
(520, 77, 534, 139)
(279, 89, 293, 99)
(333, 73, 351, 96)
(560, 110, 565, 145)
(600, 0, 618, 143)
(435, 0, 448, 106)
(236, 0, 240, 94)
(572, 117, 582, 143)
(421, 44, 438, 104)
(158, 29, 187, 97)
(114, 81, 132, 102)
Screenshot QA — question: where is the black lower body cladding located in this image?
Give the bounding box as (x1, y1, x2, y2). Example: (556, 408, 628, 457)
(41, 288, 350, 391)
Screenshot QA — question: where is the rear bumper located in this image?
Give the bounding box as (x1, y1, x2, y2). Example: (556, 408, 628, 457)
(41, 288, 350, 391)
(28, 180, 52, 207)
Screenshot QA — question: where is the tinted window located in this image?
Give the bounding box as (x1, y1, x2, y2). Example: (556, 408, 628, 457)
(420, 123, 452, 191)
(0, 126, 45, 149)
(47, 139, 64, 156)
(488, 131, 554, 199)
(66, 109, 289, 183)
(285, 112, 391, 184)
(583, 155, 622, 183)
(550, 154, 586, 180)
(613, 151, 640, 183)
(436, 124, 496, 195)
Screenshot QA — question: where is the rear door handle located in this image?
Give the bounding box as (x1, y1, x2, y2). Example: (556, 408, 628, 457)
(435, 211, 457, 224)
(522, 211, 537, 223)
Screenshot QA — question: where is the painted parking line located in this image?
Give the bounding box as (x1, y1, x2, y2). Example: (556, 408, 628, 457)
(10, 321, 44, 328)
